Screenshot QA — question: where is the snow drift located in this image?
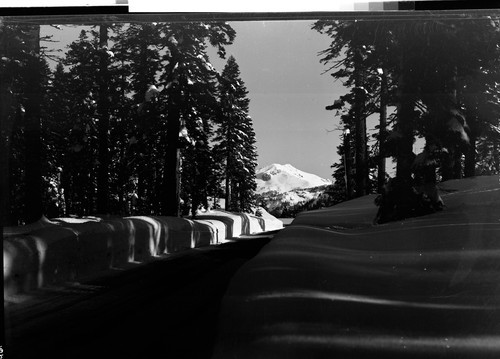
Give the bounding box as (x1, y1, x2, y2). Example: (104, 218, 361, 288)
(213, 176, 500, 359)
(3, 209, 283, 298)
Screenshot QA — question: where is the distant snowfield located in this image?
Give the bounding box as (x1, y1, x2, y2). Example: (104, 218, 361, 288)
(213, 175, 500, 359)
(256, 163, 332, 194)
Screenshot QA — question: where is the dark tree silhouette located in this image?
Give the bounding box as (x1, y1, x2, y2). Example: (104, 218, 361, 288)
(214, 56, 258, 213)
(315, 15, 500, 223)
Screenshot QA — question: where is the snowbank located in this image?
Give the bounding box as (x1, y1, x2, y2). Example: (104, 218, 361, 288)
(255, 207, 285, 231)
(291, 194, 379, 228)
(193, 208, 283, 238)
(4, 211, 282, 298)
(213, 176, 500, 358)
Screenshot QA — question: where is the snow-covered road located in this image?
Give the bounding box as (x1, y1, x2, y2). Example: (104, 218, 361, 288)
(4, 236, 272, 359)
(213, 176, 500, 359)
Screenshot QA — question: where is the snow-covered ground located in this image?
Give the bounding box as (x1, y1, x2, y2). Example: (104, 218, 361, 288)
(3, 208, 283, 298)
(213, 175, 500, 358)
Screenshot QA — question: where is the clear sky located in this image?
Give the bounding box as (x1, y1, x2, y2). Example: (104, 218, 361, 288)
(44, 19, 358, 180)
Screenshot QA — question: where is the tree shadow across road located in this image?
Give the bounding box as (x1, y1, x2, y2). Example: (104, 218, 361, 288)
(4, 236, 272, 359)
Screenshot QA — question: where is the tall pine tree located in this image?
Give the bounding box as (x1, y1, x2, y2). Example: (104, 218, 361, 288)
(214, 55, 257, 213)
(113, 23, 164, 214)
(315, 15, 500, 222)
(0, 24, 29, 225)
(63, 29, 107, 215)
(157, 21, 235, 217)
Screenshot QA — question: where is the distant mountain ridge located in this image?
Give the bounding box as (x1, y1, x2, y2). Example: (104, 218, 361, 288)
(256, 163, 332, 194)
(255, 164, 333, 217)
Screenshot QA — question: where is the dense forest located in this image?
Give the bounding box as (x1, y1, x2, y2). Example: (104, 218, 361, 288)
(0, 20, 258, 226)
(314, 14, 500, 222)
(2, 14, 500, 227)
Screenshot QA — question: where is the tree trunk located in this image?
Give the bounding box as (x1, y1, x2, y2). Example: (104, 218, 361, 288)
(353, 48, 368, 197)
(452, 148, 463, 179)
(60, 160, 72, 215)
(96, 25, 110, 214)
(0, 87, 13, 226)
(0, 67, 5, 341)
(225, 158, 231, 212)
(395, 61, 415, 185)
(374, 73, 415, 224)
(0, 49, 14, 226)
(162, 102, 181, 217)
(135, 34, 154, 215)
(378, 69, 388, 193)
(224, 119, 233, 211)
(117, 145, 126, 214)
(87, 166, 96, 215)
(137, 171, 147, 213)
(450, 68, 462, 180)
(463, 102, 478, 178)
(233, 181, 240, 212)
(441, 139, 463, 181)
(464, 134, 476, 177)
(343, 131, 354, 200)
(24, 25, 43, 224)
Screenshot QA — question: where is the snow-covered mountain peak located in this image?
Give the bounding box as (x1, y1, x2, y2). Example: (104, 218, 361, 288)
(259, 163, 298, 176)
(256, 163, 332, 194)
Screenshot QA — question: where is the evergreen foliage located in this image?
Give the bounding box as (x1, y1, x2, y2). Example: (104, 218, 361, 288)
(213, 55, 258, 213)
(154, 22, 235, 216)
(5, 16, 500, 225)
(314, 15, 500, 223)
(1, 24, 51, 225)
(1, 21, 239, 224)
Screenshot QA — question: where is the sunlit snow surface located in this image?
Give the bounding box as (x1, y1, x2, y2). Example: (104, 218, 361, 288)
(3, 209, 283, 298)
(213, 176, 500, 359)
(255, 163, 333, 212)
(256, 163, 332, 194)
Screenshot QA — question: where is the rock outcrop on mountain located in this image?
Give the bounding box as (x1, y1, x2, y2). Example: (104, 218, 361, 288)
(255, 164, 333, 216)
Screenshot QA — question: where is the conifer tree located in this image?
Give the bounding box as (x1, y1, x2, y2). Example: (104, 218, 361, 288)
(0, 24, 52, 224)
(95, 24, 111, 214)
(234, 115, 258, 212)
(313, 19, 388, 198)
(22, 25, 45, 223)
(113, 23, 164, 214)
(0, 24, 30, 225)
(43, 62, 73, 216)
(173, 40, 220, 216)
(60, 25, 127, 215)
(157, 21, 235, 216)
(315, 16, 500, 222)
(63, 29, 110, 215)
(214, 55, 257, 213)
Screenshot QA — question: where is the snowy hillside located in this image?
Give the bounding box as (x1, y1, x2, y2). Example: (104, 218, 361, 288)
(214, 175, 500, 359)
(257, 186, 331, 214)
(255, 163, 332, 194)
(255, 164, 333, 216)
